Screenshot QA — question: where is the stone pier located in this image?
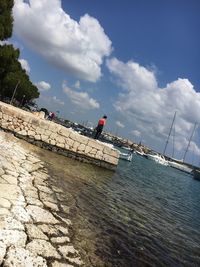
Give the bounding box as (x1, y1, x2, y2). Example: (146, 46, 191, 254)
(0, 101, 119, 170)
(0, 131, 83, 266)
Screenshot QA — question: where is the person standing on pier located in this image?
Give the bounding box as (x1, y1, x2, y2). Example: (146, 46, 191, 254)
(94, 115, 107, 139)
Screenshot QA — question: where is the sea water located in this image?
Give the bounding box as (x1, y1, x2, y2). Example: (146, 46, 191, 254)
(38, 148, 200, 267)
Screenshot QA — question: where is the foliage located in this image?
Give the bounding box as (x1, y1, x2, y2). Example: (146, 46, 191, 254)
(0, 0, 14, 40)
(0, 44, 40, 103)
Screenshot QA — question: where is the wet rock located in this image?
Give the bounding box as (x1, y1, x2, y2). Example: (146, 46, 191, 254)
(58, 245, 78, 257)
(25, 224, 48, 240)
(61, 205, 70, 213)
(51, 236, 70, 244)
(55, 225, 69, 235)
(26, 239, 61, 259)
(37, 224, 59, 236)
(39, 191, 58, 204)
(26, 205, 59, 224)
(43, 201, 59, 211)
(51, 261, 74, 267)
(37, 185, 53, 194)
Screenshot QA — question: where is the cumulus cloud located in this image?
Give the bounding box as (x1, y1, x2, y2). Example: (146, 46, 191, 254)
(40, 95, 64, 106)
(74, 80, 80, 89)
(51, 96, 64, 105)
(13, 0, 112, 82)
(107, 57, 200, 158)
(62, 83, 100, 110)
(132, 130, 141, 137)
(36, 81, 51, 91)
(116, 121, 125, 128)
(18, 58, 30, 73)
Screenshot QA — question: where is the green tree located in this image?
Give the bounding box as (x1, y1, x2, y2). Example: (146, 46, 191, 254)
(0, 1, 40, 104)
(0, 0, 14, 40)
(0, 45, 40, 102)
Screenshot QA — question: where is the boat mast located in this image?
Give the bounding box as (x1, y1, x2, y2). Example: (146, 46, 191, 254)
(163, 111, 177, 156)
(172, 124, 176, 158)
(183, 122, 197, 162)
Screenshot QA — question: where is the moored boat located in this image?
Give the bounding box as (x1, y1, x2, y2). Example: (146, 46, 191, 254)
(193, 169, 200, 180)
(146, 152, 168, 166)
(168, 161, 193, 174)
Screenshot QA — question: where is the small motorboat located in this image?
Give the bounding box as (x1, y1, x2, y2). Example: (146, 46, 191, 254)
(146, 152, 168, 166)
(119, 151, 133, 161)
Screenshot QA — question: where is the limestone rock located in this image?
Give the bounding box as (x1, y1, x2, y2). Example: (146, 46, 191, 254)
(26, 205, 59, 224)
(25, 224, 48, 240)
(4, 246, 47, 267)
(0, 229, 27, 247)
(0, 241, 6, 265)
(26, 239, 61, 259)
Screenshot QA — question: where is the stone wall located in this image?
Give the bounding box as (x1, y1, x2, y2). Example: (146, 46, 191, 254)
(0, 101, 119, 170)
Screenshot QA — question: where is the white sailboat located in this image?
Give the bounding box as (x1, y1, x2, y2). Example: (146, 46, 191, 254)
(163, 112, 194, 174)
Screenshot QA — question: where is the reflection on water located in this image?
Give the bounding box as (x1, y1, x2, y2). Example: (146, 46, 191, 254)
(35, 146, 200, 267)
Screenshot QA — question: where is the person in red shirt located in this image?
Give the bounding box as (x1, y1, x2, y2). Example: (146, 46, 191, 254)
(94, 115, 107, 139)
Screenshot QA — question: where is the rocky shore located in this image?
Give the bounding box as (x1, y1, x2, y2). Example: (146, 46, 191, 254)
(0, 130, 83, 266)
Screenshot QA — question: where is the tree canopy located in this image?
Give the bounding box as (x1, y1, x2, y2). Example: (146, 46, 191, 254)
(0, 0, 14, 40)
(0, 1, 40, 104)
(0, 45, 39, 103)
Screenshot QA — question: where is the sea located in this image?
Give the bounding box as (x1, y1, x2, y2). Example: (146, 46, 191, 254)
(38, 147, 200, 267)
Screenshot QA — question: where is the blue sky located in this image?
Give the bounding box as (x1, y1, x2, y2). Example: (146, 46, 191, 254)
(11, 0, 200, 165)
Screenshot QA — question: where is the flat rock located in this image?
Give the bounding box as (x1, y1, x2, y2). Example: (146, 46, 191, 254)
(0, 229, 27, 247)
(51, 261, 74, 267)
(26, 197, 43, 207)
(51, 236, 70, 244)
(26, 205, 59, 224)
(58, 245, 78, 257)
(0, 184, 22, 201)
(1, 174, 18, 185)
(37, 224, 59, 236)
(4, 247, 47, 267)
(0, 197, 11, 209)
(25, 224, 48, 240)
(11, 205, 32, 223)
(0, 217, 24, 231)
(43, 201, 59, 211)
(26, 240, 61, 259)
(0, 241, 6, 265)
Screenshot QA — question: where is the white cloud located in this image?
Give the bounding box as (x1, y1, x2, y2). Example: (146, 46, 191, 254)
(18, 58, 30, 73)
(107, 57, 200, 158)
(13, 0, 112, 82)
(132, 130, 141, 137)
(52, 96, 64, 105)
(116, 120, 125, 128)
(74, 80, 80, 89)
(36, 81, 51, 91)
(40, 95, 64, 106)
(62, 83, 100, 110)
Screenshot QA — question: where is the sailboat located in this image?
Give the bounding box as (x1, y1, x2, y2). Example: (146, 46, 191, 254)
(164, 112, 194, 174)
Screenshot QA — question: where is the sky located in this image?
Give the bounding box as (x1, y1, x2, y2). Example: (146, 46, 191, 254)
(10, 0, 200, 165)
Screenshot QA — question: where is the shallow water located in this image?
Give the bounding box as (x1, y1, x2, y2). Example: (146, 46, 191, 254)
(36, 146, 200, 267)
